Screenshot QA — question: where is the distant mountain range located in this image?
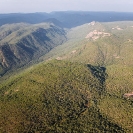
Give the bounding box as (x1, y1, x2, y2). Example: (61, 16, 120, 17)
(1, 11, 133, 28)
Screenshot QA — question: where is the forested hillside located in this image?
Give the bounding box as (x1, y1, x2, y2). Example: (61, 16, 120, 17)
(44, 21, 133, 66)
(40, 21, 133, 132)
(0, 60, 125, 133)
(0, 19, 133, 132)
(0, 23, 66, 76)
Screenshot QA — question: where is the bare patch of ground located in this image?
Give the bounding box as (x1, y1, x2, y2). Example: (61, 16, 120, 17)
(85, 30, 111, 40)
(15, 89, 19, 92)
(123, 92, 133, 98)
(56, 56, 67, 60)
(88, 21, 96, 26)
(113, 54, 120, 59)
(56, 57, 63, 60)
(115, 56, 120, 59)
(112, 26, 123, 30)
(127, 39, 132, 42)
(71, 50, 76, 54)
(4, 91, 9, 95)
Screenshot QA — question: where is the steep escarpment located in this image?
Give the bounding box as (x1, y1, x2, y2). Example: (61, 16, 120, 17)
(0, 23, 66, 75)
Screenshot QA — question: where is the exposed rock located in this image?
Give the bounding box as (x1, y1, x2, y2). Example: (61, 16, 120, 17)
(85, 30, 111, 40)
(112, 26, 123, 30)
(123, 92, 133, 98)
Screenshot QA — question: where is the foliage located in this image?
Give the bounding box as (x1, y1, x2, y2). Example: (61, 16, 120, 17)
(0, 23, 66, 76)
(0, 60, 124, 132)
(1, 21, 133, 132)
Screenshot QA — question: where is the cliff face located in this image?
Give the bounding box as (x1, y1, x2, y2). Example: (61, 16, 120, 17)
(0, 23, 66, 75)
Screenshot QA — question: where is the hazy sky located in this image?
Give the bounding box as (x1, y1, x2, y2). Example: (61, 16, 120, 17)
(0, 0, 133, 13)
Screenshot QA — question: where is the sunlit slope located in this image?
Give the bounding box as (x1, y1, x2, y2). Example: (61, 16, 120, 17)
(98, 65, 133, 132)
(0, 60, 124, 133)
(0, 21, 133, 132)
(43, 21, 133, 66)
(41, 22, 133, 132)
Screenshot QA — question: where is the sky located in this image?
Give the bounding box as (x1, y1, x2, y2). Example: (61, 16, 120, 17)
(0, 0, 133, 13)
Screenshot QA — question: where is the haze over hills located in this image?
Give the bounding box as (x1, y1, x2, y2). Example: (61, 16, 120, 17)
(1, 12, 133, 28)
(0, 11, 133, 132)
(44, 21, 133, 66)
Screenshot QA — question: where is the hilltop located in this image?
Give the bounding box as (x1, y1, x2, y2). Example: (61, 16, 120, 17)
(43, 21, 133, 66)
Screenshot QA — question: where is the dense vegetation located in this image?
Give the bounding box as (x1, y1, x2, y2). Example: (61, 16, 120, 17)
(1, 20, 133, 132)
(44, 21, 133, 66)
(0, 60, 125, 132)
(41, 21, 133, 132)
(0, 23, 66, 76)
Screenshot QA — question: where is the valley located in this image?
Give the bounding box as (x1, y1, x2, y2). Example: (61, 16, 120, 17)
(0, 23, 66, 76)
(0, 12, 133, 133)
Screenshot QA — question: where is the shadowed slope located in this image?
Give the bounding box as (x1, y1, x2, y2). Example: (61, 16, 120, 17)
(0, 23, 66, 76)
